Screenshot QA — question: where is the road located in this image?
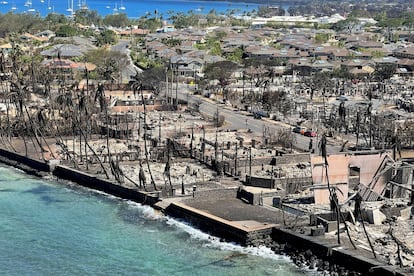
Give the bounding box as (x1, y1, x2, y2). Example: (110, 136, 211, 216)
(111, 40, 142, 83)
(175, 85, 341, 153)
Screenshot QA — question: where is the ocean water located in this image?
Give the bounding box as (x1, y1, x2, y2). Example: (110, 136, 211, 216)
(0, 165, 310, 275)
(0, 0, 261, 18)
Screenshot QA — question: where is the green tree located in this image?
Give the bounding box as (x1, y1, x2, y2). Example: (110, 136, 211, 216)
(103, 13, 130, 28)
(74, 9, 102, 26)
(138, 17, 162, 32)
(373, 63, 397, 81)
(84, 49, 128, 83)
(56, 24, 78, 37)
(131, 67, 166, 95)
(169, 11, 200, 29)
(96, 29, 117, 46)
(204, 61, 238, 99)
(45, 13, 68, 25)
(0, 13, 44, 37)
(314, 33, 329, 44)
(227, 47, 243, 63)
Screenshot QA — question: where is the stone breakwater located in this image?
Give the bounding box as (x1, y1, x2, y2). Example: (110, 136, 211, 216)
(0, 148, 408, 276)
(163, 200, 406, 276)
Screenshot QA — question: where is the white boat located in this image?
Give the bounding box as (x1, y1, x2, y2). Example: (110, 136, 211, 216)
(113, 3, 118, 14)
(25, 0, 35, 12)
(78, 0, 87, 10)
(1, 1, 8, 4)
(10, 0, 16, 10)
(119, 0, 125, 10)
(66, 0, 74, 16)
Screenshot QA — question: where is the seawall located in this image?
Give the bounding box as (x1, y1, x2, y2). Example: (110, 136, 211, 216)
(0, 147, 159, 206)
(165, 202, 276, 246)
(0, 148, 50, 176)
(272, 228, 405, 276)
(52, 165, 159, 206)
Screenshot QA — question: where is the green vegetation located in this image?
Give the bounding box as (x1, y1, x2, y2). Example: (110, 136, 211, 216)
(0, 13, 43, 37)
(314, 33, 330, 44)
(331, 17, 358, 32)
(96, 29, 117, 46)
(226, 47, 243, 63)
(168, 11, 200, 29)
(55, 24, 78, 37)
(195, 32, 224, 56)
(102, 13, 130, 28)
(375, 11, 414, 28)
(83, 48, 129, 81)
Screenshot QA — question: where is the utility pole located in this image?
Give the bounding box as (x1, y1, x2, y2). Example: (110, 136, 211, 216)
(190, 125, 194, 158)
(249, 147, 252, 184)
(165, 67, 168, 102)
(214, 130, 218, 169)
(158, 113, 161, 144)
(201, 126, 205, 162)
(175, 67, 178, 108)
(234, 143, 238, 177)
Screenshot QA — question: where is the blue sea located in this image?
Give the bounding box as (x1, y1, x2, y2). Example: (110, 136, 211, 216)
(0, 165, 312, 275)
(0, 0, 262, 18)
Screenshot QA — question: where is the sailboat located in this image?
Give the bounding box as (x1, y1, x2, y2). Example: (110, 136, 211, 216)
(78, 0, 88, 10)
(113, 2, 118, 14)
(25, 0, 35, 12)
(67, 0, 74, 16)
(119, 0, 125, 11)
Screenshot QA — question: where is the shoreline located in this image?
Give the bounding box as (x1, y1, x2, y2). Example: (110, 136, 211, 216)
(0, 147, 407, 276)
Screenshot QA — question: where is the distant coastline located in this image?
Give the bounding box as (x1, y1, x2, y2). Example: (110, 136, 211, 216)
(0, 0, 265, 18)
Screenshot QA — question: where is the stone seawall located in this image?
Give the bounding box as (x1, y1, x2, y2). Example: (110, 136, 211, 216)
(53, 165, 159, 206)
(0, 148, 50, 176)
(272, 228, 405, 276)
(165, 202, 275, 246)
(0, 147, 159, 206)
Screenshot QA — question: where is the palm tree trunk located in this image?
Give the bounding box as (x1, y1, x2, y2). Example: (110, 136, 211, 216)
(140, 85, 157, 191)
(74, 119, 110, 179)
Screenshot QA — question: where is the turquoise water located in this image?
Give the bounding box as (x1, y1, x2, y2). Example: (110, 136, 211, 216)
(0, 165, 309, 275)
(0, 0, 262, 18)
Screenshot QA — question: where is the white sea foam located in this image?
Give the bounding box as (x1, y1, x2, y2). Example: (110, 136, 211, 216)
(121, 200, 293, 263)
(164, 217, 292, 262)
(124, 200, 165, 220)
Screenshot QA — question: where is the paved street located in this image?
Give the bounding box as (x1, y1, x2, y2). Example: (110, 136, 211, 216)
(175, 85, 342, 153)
(111, 40, 142, 83)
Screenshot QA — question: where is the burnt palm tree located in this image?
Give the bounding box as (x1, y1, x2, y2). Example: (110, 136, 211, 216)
(94, 83, 123, 183)
(131, 72, 158, 191)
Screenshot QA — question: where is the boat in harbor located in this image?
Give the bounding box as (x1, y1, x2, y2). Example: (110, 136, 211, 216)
(119, 0, 125, 11)
(113, 2, 118, 14)
(25, 0, 35, 12)
(78, 0, 88, 10)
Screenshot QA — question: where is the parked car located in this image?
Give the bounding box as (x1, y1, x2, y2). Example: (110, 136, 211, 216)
(253, 110, 268, 119)
(304, 130, 317, 137)
(336, 95, 348, 101)
(292, 126, 306, 134)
